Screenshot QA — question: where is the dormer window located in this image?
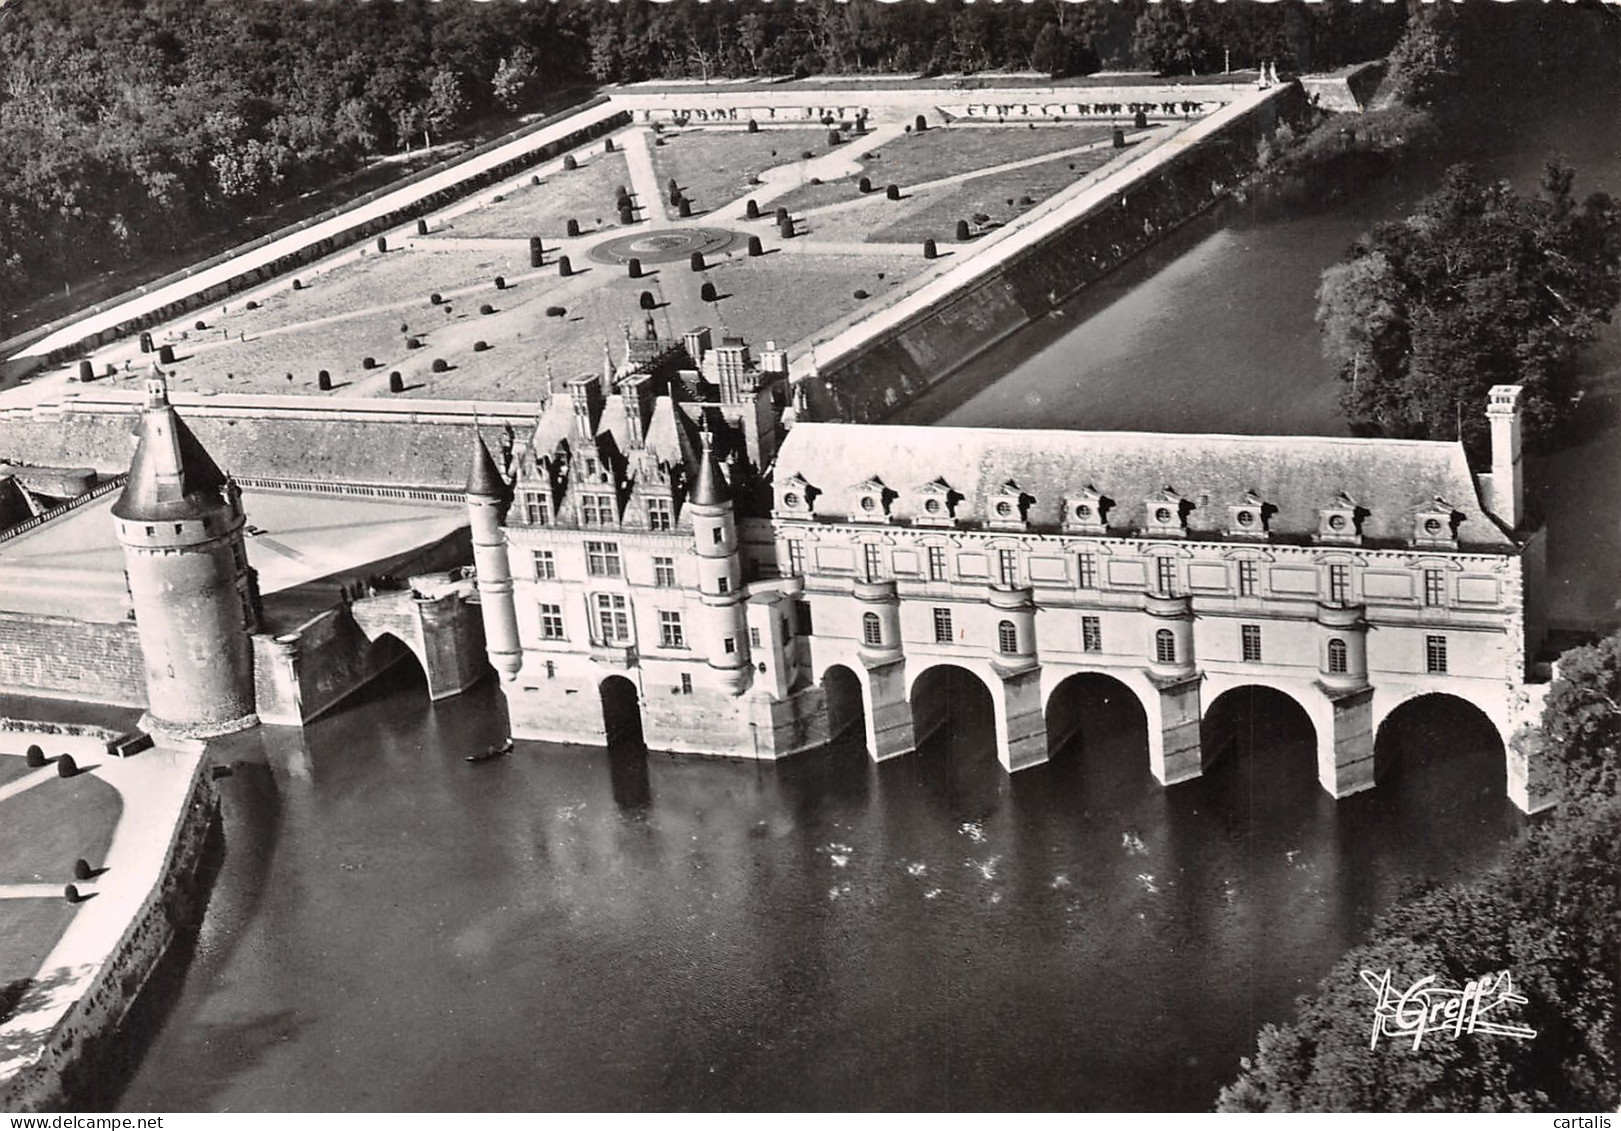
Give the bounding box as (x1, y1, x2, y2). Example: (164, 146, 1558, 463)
(1226, 491, 1271, 541)
(987, 480, 1030, 532)
(775, 473, 816, 519)
(851, 476, 892, 524)
(1143, 487, 1189, 539)
(913, 478, 960, 528)
(1413, 497, 1461, 549)
(1062, 486, 1110, 535)
(1317, 491, 1364, 546)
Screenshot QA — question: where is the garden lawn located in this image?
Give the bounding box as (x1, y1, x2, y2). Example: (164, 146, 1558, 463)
(871, 148, 1121, 243)
(648, 126, 837, 216)
(0, 902, 78, 997)
(437, 151, 632, 240)
(0, 768, 121, 886)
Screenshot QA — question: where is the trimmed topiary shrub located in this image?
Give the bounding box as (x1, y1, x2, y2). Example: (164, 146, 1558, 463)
(140, 331, 154, 353)
(376, 236, 387, 253)
(639, 291, 656, 310)
(24, 745, 44, 768)
(1018, 195, 1035, 207)
(563, 154, 578, 170)
(494, 276, 506, 290)
(76, 360, 93, 382)
(853, 289, 869, 300)
(956, 219, 971, 241)
(362, 356, 377, 369)
(775, 206, 789, 224)
(678, 198, 692, 218)
(668, 177, 679, 197)
(244, 300, 259, 310)
(479, 303, 495, 315)
(531, 174, 541, 186)
(407, 337, 422, 349)
(158, 344, 176, 364)
(779, 218, 794, 239)
(431, 358, 449, 373)
(473, 340, 490, 352)
(63, 884, 81, 903)
(389, 372, 404, 392)
(417, 218, 429, 235)
(746, 199, 760, 219)
(557, 255, 572, 277)
(627, 257, 642, 278)
(800, 150, 814, 160)
(56, 754, 77, 778)
(886, 184, 900, 201)
(566, 219, 580, 237)
(690, 251, 705, 272)
(747, 235, 763, 257)
(858, 176, 872, 194)
(546, 306, 566, 318)
(430, 292, 443, 305)
(915, 114, 928, 132)
(700, 281, 718, 302)
(73, 858, 92, 881)
(747, 119, 759, 133)
(292, 279, 303, 291)
(530, 237, 544, 268)
(827, 130, 841, 146)
(809, 177, 822, 186)
(605, 137, 615, 152)
(1113, 127, 1125, 148)
(318, 371, 332, 391)
(923, 238, 938, 259)
(619, 205, 635, 225)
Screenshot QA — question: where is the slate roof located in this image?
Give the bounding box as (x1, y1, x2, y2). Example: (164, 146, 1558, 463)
(466, 431, 511, 501)
(112, 401, 231, 523)
(772, 424, 1517, 552)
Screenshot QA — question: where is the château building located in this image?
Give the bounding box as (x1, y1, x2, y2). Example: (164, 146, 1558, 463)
(469, 328, 1550, 812)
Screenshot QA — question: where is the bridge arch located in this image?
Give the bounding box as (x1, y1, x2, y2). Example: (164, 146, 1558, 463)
(1200, 683, 1320, 785)
(599, 674, 646, 752)
(907, 661, 1003, 766)
(1372, 691, 1506, 790)
(1043, 670, 1150, 761)
(820, 663, 867, 752)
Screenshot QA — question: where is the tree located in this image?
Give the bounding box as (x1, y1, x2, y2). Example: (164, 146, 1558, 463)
(423, 68, 470, 148)
(1030, 23, 1067, 79)
(1316, 163, 1621, 452)
(491, 48, 538, 113)
(1538, 631, 1621, 799)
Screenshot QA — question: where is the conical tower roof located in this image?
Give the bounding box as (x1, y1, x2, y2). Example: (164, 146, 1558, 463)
(689, 420, 730, 507)
(112, 376, 231, 522)
(466, 429, 511, 501)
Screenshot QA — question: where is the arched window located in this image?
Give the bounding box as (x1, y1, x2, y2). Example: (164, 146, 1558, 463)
(1155, 628, 1177, 665)
(861, 612, 882, 646)
(1327, 638, 1348, 674)
(997, 620, 1018, 654)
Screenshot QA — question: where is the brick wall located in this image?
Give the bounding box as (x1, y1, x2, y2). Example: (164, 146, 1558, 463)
(0, 612, 146, 707)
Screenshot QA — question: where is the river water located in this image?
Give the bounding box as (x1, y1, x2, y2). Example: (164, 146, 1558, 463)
(113, 91, 1617, 1112)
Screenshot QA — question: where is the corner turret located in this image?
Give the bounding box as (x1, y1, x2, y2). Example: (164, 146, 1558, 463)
(465, 429, 522, 681)
(688, 424, 749, 694)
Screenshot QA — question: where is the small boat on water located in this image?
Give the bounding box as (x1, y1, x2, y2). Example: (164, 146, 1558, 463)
(465, 738, 514, 764)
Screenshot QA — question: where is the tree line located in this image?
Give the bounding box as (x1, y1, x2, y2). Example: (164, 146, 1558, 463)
(0, 0, 1405, 326)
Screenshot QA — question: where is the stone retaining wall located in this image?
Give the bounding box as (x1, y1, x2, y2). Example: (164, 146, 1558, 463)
(0, 613, 146, 708)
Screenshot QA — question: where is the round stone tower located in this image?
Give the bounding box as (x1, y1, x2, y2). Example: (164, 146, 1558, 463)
(688, 425, 750, 694)
(466, 429, 522, 681)
(113, 376, 260, 737)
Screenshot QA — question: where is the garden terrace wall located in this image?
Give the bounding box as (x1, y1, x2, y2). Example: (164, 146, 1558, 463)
(806, 87, 1302, 424)
(0, 613, 146, 708)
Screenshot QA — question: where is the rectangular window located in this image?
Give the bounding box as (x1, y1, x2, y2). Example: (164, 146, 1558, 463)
(584, 456, 598, 479)
(863, 543, 883, 582)
(711, 526, 723, 545)
(1241, 624, 1262, 663)
(539, 603, 566, 640)
(646, 497, 673, 531)
(1426, 635, 1448, 674)
(932, 607, 953, 644)
(927, 545, 947, 582)
(532, 550, 555, 580)
(717, 577, 730, 594)
(1081, 615, 1102, 653)
(787, 540, 804, 578)
(1156, 557, 1177, 595)
(596, 593, 630, 644)
(998, 548, 1018, 587)
(723, 637, 736, 654)
(1329, 563, 1350, 604)
(1237, 560, 1258, 597)
(1077, 552, 1097, 590)
(585, 541, 621, 578)
(659, 610, 685, 649)
(795, 600, 814, 636)
(521, 492, 550, 526)
(1424, 568, 1445, 607)
(581, 493, 616, 526)
(680, 672, 692, 694)
(749, 626, 762, 648)
(652, 556, 677, 587)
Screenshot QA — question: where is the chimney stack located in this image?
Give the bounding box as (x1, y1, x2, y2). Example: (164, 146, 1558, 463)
(1484, 384, 1523, 530)
(620, 372, 655, 448)
(567, 374, 604, 433)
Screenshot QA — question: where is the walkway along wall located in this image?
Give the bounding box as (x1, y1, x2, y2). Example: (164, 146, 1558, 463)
(804, 85, 1303, 425)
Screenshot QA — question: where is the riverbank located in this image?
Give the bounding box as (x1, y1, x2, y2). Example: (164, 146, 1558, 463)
(0, 736, 214, 1113)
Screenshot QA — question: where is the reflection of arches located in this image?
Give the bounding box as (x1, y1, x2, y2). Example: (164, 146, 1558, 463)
(910, 663, 997, 759)
(1044, 671, 1147, 761)
(1201, 685, 1318, 782)
(822, 664, 866, 749)
(599, 675, 645, 752)
(1373, 693, 1504, 788)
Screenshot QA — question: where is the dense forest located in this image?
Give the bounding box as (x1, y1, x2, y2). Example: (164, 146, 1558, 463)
(0, 0, 1408, 328)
